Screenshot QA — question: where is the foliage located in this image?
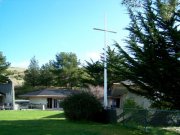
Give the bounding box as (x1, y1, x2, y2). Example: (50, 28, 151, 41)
(61, 92, 103, 121)
(122, 108, 180, 129)
(24, 56, 40, 87)
(83, 60, 104, 86)
(121, 0, 144, 8)
(52, 52, 81, 88)
(123, 98, 142, 109)
(123, 99, 145, 126)
(115, 0, 180, 109)
(0, 52, 10, 83)
(149, 110, 180, 126)
(15, 85, 46, 97)
(39, 62, 54, 86)
(6, 67, 25, 87)
(24, 57, 55, 87)
(22, 52, 86, 89)
(106, 47, 126, 89)
(83, 47, 123, 90)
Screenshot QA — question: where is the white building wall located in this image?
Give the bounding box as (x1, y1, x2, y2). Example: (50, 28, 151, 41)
(124, 92, 151, 109)
(0, 80, 14, 108)
(108, 99, 113, 108)
(4, 93, 12, 104)
(29, 97, 47, 105)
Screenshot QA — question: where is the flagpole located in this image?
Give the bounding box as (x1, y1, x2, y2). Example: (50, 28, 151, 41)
(104, 15, 108, 108)
(93, 16, 116, 108)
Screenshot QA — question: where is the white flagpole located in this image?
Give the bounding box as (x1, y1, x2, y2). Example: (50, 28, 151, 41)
(93, 16, 117, 108)
(104, 15, 108, 108)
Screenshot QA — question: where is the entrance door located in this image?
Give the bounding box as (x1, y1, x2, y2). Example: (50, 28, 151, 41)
(53, 99, 58, 108)
(0, 93, 5, 106)
(47, 98, 52, 108)
(0, 96, 3, 105)
(116, 98, 120, 108)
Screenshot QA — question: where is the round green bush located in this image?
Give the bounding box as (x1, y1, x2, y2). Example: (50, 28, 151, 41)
(61, 92, 103, 121)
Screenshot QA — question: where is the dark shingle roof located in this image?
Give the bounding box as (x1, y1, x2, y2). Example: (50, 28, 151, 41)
(20, 88, 78, 98)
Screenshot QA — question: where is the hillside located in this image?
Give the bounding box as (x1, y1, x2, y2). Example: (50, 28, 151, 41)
(7, 67, 26, 87)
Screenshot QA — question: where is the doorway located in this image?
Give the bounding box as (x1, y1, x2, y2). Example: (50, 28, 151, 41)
(0, 92, 5, 106)
(53, 99, 58, 108)
(116, 98, 120, 108)
(47, 98, 52, 108)
(47, 98, 58, 109)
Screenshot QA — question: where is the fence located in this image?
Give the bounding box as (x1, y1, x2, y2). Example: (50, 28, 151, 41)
(119, 108, 180, 131)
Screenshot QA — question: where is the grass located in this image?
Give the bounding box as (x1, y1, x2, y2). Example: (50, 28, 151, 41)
(0, 110, 179, 135)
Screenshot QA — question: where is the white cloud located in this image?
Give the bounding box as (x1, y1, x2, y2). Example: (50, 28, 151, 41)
(85, 51, 101, 62)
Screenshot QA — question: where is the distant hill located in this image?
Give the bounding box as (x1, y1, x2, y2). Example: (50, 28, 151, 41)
(7, 67, 26, 87)
(7, 67, 44, 97)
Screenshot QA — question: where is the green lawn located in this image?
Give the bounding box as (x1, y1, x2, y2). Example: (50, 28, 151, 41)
(0, 110, 178, 135)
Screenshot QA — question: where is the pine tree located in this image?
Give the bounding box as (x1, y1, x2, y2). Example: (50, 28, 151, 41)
(115, 0, 180, 109)
(52, 52, 80, 88)
(84, 60, 104, 87)
(83, 47, 123, 90)
(24, 56, 40, 87)
(0, 52, 10, 83)
(39, 62, 54, 87)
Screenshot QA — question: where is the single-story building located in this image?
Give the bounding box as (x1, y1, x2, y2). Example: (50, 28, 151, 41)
(87, 83, 151, 109)
(20, 88, 78, 110)
(108, 83, 151, 109)
(108, 83, 127, 109)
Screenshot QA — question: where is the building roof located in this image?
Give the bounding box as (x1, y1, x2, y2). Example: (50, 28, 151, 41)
(20, 88, 79, 98)
(108, 83, 128, 98)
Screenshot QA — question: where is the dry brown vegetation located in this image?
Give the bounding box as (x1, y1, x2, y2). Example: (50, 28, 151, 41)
(7, 67, 26, 86)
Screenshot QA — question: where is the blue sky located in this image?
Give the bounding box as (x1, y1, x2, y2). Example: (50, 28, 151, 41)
(0, 0, 130, 68)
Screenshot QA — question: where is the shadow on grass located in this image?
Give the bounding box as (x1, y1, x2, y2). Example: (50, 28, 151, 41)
(0, 119, 178, 135)
(43, 112, 65, 119)
(0, 119, 99, 135)
(0, 119, 145, 135)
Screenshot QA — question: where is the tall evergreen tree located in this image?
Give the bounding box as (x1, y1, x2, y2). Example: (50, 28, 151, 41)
(0, 52, 10, 83)
(84, 60, 104, 87)
(39, 62, 54, 87)
(24, 56, 40, 87)
(121, 0, 144, 8)
(83, 47, 123, 90)
(115, 0, 180, 109)
(52, 52, 80, 88)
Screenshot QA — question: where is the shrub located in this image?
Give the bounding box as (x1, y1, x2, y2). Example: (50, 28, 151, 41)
(61, 91, 103, 121)
(123, 98, 142, 109)
(123, 99, 146, 126)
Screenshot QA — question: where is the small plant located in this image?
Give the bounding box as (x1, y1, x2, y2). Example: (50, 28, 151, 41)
(61, 91, 103, 121)
(122, 99, 146, 126)
(123, 98, 142, 109)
